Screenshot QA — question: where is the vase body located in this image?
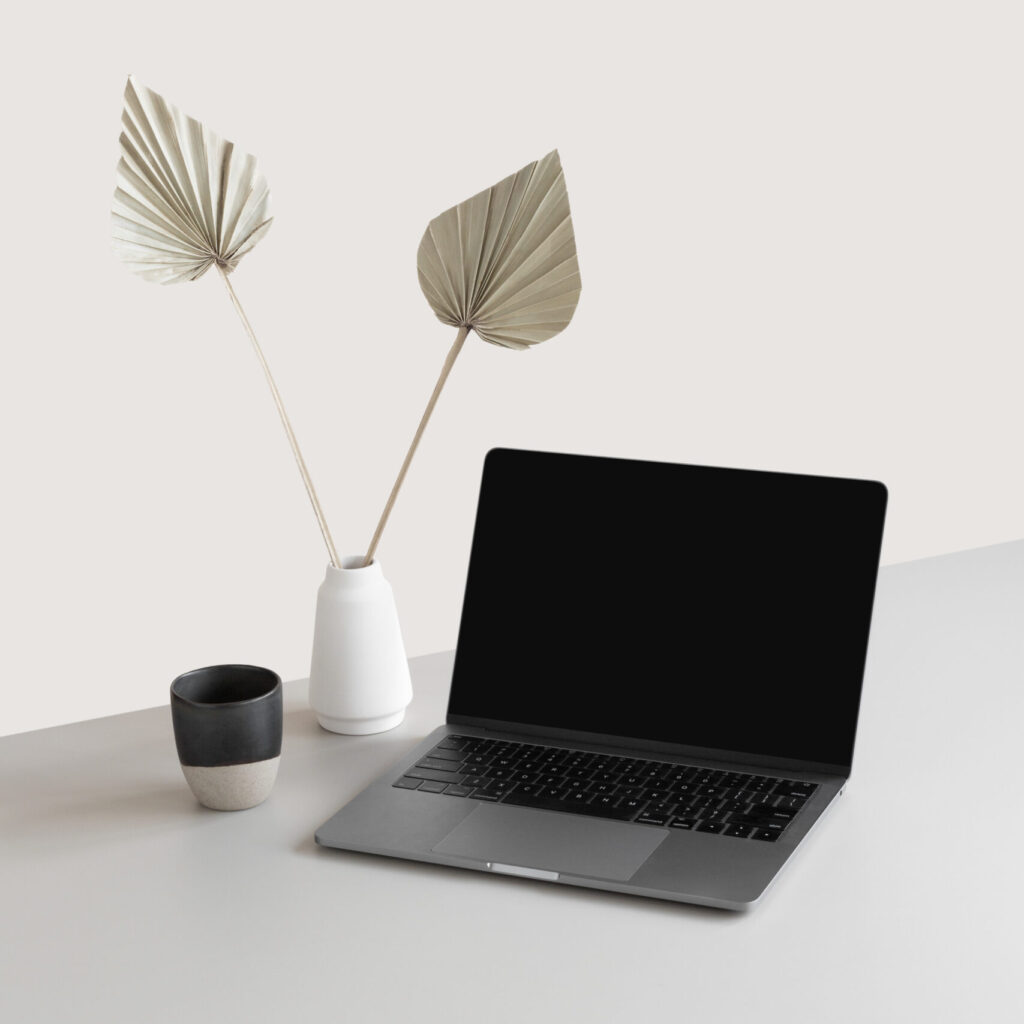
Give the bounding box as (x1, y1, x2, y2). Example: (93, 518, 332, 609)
(309, 557, 412, 734)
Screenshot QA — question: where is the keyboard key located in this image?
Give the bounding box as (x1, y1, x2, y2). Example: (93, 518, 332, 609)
(728, 816, 785, 831)
(724, 823, 751, 838)
(644, 789, 673, 802)
(418, 780, 448, 794)
(669, 817, 698, 830)
(734, 805, 790, 821)
(619, 798, 648, 815)
(646, 802, 678, 817)
(564, 790, 592, 805)
(437, 735, 469, 750)
(617, 786, 644, 799)
(443, 785, 473, 797)
(564, 754, 594, 768)
(425, 746, 466, 761)
(774, 796, 804, 811)
(776, 781, 816, 798)
(393, 777, 421, 790)
(636, 813, 670, 826)
(751, 828, 780, 842)
(759, 808, 797, 821)
(462, 776, 490, 789)
(719, 800, 748, 812)
(405, 767, 468, 784)
(416, 758, 463, 772)
(694, 785, 725, 798)
(514, 783, 544, 798)
(501, 789, 574, 812)
(468, 789, 500, 801)
(578, 800, 641, 822)
(538, 793, 643, 822)
(696, 821, 726, 834)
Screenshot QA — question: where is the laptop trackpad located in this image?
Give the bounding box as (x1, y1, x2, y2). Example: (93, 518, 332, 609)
(433, 804, 667, 881)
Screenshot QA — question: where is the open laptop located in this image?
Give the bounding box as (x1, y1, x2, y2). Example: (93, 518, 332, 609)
(315, 448, 888, 910)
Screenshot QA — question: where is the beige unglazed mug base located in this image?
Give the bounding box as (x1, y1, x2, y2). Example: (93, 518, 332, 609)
(181, 756, 281, 811)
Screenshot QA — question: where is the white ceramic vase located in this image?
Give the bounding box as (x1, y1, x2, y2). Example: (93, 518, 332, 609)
(308, 557, 413, 734)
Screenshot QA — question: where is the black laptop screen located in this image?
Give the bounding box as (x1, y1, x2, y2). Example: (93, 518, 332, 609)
(447, 449, 887, 769)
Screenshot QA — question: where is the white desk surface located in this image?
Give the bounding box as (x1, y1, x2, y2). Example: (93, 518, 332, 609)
(3, 542, 1023, 1023)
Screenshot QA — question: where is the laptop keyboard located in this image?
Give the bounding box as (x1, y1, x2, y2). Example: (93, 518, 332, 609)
(393, 735, 818, 841)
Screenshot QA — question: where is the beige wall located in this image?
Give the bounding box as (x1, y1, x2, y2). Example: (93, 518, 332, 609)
(3, 0, 1023, 734)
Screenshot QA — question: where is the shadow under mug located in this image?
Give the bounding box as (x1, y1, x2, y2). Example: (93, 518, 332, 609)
(170, 665, 283, 811)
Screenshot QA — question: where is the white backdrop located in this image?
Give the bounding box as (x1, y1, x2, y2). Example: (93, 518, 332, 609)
(2, 0, 1022, 735)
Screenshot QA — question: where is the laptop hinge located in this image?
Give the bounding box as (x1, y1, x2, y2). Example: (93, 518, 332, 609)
(446, 715, 849, 779)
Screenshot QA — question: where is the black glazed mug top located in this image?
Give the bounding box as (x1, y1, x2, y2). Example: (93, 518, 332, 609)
(171, 665, 282, 768)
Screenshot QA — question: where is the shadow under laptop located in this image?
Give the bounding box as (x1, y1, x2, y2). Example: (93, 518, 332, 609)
(282, 704, 428, 851)
(310, 845, 743, 922)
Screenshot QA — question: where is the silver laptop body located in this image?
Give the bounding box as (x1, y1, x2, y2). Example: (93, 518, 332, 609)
(316, 449, 887, 911)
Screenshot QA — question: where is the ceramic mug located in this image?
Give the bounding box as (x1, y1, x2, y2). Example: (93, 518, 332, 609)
(170, 664, 282, 811)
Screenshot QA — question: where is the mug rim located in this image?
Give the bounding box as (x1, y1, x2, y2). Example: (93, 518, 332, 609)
(170, 664, 282, 709)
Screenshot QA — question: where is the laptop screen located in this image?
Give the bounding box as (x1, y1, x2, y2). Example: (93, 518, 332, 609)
(447, 449, 887, 770)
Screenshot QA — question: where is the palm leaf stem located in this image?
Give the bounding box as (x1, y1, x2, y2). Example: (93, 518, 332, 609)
(217, 265, 341, 568)
(363, 326, 469, 566)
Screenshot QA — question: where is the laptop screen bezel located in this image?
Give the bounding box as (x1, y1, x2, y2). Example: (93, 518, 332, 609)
(445, 447, 887, 778)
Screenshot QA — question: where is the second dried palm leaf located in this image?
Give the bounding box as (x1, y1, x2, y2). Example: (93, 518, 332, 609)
(364, 151, 581, 564)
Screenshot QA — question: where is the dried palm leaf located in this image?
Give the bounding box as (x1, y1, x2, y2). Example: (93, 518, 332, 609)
(363, 151, 581, 564)
(111, 76, 340, 567)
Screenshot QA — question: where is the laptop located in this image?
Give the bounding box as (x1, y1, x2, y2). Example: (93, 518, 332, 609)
(315, 448, 888, 910)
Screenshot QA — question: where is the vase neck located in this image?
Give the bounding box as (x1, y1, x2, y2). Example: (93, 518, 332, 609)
(323, 557, 384, 590)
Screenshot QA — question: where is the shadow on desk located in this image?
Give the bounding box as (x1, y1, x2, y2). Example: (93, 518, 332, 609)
(315, 843, 743, 924)
(280, 704, 425, 853)
(1, 762, 203, 856)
